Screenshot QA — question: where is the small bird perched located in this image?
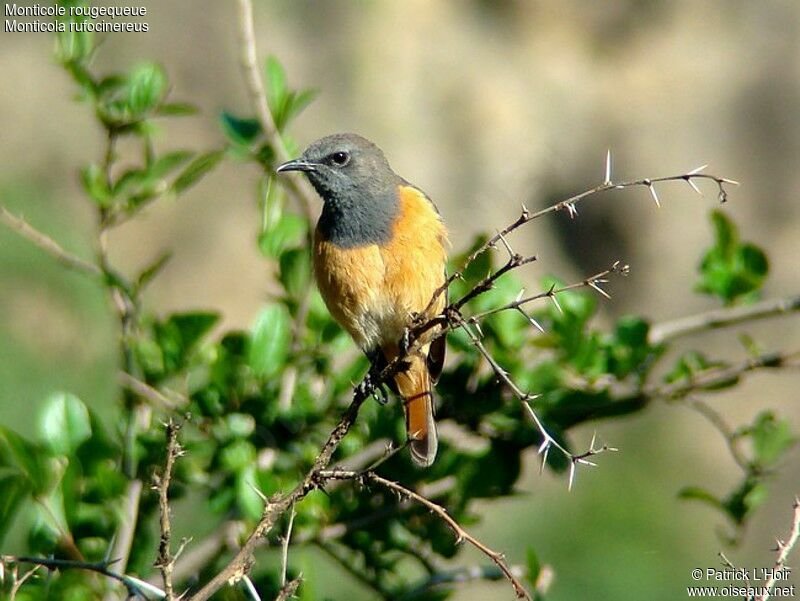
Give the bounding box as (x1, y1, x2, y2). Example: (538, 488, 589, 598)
(277, 134, 448, 466)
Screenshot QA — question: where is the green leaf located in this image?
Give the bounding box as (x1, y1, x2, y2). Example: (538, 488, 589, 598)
(737, 244, 768, 278)
(248, 305, 291, 378)
(259, 213, 307, 259)
(151, 312, 219, 377)
(38, 392, 92, 456)
(265, 56, 288, 115)
(749, 411, 795, 466)
(220, 440, 257, 472)
(696, 210, 770, 304)
(149, 150, 195, 179)
(678, 486, 724, 511)
(220, 110, 262, 146)
(126, 63, 167, 116)
(135, 251, 172, 290)
(56, 18, 94, 65)
(279, 248, 311, 298)
(0, 427, 54, 495)
(526, 546, 542, 588)
(285, 89, 318, 124)
(710, 210, 736, 257)
(171, 149, 224, 194)
(156, 102, 199, 117)
(0, 474, 30, 545)
(80, 164, 112, 207)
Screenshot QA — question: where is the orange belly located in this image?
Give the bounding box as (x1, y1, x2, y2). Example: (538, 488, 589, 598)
(313, 185, 448, 351)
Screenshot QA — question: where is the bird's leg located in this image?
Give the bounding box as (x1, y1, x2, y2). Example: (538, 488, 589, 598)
(357, 349, 390, 405)
(399, 323, 413, 356)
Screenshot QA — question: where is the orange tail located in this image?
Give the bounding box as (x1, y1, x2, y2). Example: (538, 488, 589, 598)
(394, 353, 438, 467)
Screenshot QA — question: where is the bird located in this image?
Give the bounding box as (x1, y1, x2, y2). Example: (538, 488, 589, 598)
(277, 133, 448, 467)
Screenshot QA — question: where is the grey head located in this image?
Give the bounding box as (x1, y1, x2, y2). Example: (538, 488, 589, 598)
(277, 133, 402, 248)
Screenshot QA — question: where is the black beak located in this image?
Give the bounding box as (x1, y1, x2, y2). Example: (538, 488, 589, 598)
(276, 158, 317, 174)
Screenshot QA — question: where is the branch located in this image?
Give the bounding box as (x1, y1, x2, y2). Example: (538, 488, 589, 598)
(187, 390, 370, 601)
(318, 469, 532, 600)
(1, 555, 164, 600)
(154, 419, 187, 601)
(755, 497, 800, 601)
(424, 161, 736, 314)
(649, 350, 800, 400)
(119, 371, 185, 411)
(649, 294, 800, 344)
(405, 563, 530, 598)
(0, 203, 101, 276)
(236, 0, 315, 222)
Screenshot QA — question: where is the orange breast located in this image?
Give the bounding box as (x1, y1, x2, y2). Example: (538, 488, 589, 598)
(313, 185, 448, 351)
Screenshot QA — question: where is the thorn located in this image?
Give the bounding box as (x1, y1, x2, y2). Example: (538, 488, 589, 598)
(540, 445, 550, 474)
(538, 439, 550, 455)
(688, 164, 708, 175)
(242, 574, 262, 601)
(647, 183, 661, 208)
(518, 307, 545, 333)
(590, 431, 597, 451)
(515, 288, 525, 302)
(565, 202, 578, 219)
(472, 321, 485, 338)
(521, 203, 530, 219)
(549, 292, 563, 315)
(686, 178, 703, 197)
(588, 281, 611, 300)
(248, 481, 268, 504)
(576, 458, 597, 467)
(720, 177, 740, 186)
(568, 461, 576, 491)
(604, 150, 612, 185)
(497, 230, 514, 257)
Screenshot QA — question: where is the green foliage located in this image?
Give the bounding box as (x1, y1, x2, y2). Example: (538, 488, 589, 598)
(696, 210, 769, 305)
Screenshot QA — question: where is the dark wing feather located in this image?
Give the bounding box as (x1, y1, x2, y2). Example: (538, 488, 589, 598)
(426, 266, 448, 383)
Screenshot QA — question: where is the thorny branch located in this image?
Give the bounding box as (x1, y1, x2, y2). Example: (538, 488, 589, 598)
(317, 469, 532, 600)
(1, 555, 161, 600)
(755, 498, 800, 601)
(183, 159, 742, 599)
(154, 418, 188, 601)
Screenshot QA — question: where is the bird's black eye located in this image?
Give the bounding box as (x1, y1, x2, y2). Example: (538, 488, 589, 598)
(330, 151, 350, 166)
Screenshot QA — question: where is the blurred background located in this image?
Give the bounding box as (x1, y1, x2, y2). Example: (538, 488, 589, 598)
(1, 1, 798, 599)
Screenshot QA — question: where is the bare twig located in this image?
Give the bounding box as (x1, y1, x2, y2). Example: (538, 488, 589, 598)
(424, 162, 736, 314)
(406, 563, 530, 598)
(651, 350, 800, 400)
(755, 497, 800, 601)
(119, 371, 185, 411)
(683, 396, 750, 472)
(467, 261, 629, 323)
(2, 555, 162, 599)
(236, 0, 315, 222)
(649, 294, 800, 344)
(0, 203, 101, 276)
(154, 419, 187, 601)
(318, 469, 532, 600)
